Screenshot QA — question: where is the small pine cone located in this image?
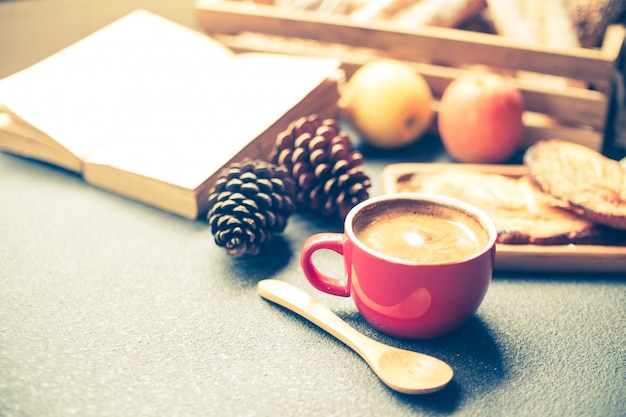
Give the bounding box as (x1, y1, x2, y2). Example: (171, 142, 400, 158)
(270, 114, 371, 218)
(207, 159, 296, 257)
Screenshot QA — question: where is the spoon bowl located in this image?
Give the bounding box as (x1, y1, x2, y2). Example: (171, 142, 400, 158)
(258, 279, 453, 394)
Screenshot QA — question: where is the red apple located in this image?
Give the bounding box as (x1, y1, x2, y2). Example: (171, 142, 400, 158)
(437, 72, 525, 163)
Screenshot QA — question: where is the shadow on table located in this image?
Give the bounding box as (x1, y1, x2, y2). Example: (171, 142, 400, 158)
(223, 236, 295, 285)
(220, 209, 348, 287)
(339, 312, 507, 414)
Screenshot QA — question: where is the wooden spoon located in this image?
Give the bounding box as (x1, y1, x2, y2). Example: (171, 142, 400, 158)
(258, 279, 454, 394)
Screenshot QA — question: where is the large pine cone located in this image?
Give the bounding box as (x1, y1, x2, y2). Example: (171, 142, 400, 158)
(207, 159, 296, 257)
(270, 115, 371, 218)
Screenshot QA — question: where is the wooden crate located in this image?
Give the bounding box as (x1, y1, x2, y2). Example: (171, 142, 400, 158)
(195, 0, 626, 156)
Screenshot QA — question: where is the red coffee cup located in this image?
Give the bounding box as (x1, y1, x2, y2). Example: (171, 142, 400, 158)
(300, 193, 497, 339)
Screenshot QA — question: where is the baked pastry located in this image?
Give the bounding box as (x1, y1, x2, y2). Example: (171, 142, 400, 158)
(524, 139, 626, 230)
(401, 168, 611, 244)
(567, 0, 626, 48)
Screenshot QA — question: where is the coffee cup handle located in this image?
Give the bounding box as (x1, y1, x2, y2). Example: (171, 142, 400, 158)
(300, 233, 351, 297)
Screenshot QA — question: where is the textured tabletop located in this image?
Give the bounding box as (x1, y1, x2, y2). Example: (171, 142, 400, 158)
(1, 136, 625, 417)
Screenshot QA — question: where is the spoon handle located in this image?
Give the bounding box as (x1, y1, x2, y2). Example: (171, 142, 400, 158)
(258, 279, 387, 361)
(259, 279, 454, 395)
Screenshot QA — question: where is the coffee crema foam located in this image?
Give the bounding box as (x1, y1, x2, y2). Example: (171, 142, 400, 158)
(353, 201, 489, 264)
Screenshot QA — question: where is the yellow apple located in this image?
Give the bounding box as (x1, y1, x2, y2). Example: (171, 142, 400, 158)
(339, 59, 434, 149)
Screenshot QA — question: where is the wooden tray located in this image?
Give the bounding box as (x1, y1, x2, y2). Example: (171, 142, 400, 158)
(382, 163, 626, 273)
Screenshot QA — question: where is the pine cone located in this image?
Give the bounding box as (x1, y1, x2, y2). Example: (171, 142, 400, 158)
(207, 159, 296, 257)
(270, 115, 371, 218)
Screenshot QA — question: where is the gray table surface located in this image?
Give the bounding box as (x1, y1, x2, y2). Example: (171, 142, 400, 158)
(1, 135, 625, 417)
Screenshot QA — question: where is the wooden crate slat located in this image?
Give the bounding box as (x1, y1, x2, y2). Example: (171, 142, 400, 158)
(521, 120, 602, 150)
(196, 1, 620, 82)
(519, 85, 607, 130)
(213, 33, 608, 130)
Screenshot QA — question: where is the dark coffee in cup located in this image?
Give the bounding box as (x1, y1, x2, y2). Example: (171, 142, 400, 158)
(353, 199, 490, 264)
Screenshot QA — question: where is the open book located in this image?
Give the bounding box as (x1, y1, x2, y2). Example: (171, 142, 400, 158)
(0, 10, 342, 219)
